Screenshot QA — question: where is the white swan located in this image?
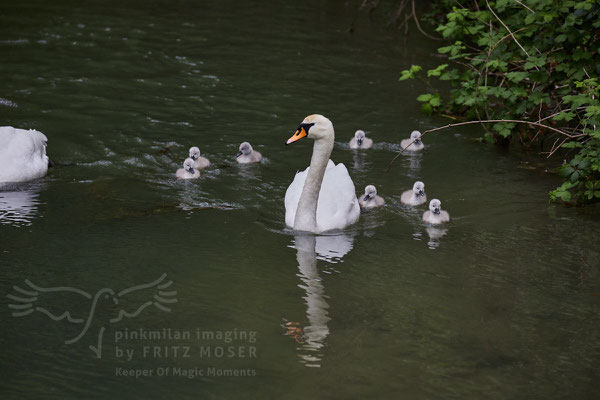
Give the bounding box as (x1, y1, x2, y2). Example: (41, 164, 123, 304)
(400, 130, 424, 151)
(423, 199, 450, 224)
(349, 130, 373, 149)
(0, 126, 49, 183)
(188, 146, 210, 169)
(401, 181, 427, 205)
(175, 158, 200, 179)
(359, 185, 385, 209)
(284, 114, 360, 233)
(236, 142, 262, 163)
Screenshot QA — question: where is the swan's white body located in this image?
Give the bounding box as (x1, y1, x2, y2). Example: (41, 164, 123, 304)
(285, 160, 360, 232)
(0, 126, 49, 183)
(285, 115, 360, 233)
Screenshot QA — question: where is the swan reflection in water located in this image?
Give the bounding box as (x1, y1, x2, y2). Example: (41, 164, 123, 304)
(0, 183, 43, 227)
(285, 232, 354, 367)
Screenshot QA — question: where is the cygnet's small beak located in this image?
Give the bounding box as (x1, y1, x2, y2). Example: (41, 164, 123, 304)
(189, 168, 195, 174)
(434, 208, 440, 214)
(415, 139, 422, 145)
(419, 190, 425, 196)
(357, 138, 363, 146)
(235, 151, 243, 158)
(191, 155, 197, 160)
(286, 126, 308, 145)
(363, 194, 370, 201)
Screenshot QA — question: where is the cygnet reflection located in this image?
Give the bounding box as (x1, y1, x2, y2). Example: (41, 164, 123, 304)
(426, 226, 448, 249)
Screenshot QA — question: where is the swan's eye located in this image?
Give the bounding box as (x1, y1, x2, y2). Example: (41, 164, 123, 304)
(298, 122, 315, 133)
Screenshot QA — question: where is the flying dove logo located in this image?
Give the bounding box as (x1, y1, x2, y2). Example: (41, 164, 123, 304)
(7, 273, 176, 358)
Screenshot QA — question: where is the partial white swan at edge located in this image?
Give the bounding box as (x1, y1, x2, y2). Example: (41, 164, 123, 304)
(0, 126, 49, 183)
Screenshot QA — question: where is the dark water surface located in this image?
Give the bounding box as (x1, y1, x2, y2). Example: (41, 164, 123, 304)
(1, 1, 599, 399)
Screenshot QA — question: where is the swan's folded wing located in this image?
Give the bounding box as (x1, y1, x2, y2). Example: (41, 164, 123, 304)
(316, 162, 360, 231)
(284, 166, 308, 228)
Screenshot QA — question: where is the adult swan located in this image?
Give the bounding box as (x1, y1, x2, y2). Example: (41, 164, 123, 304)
(284, 114, 360, 233)
(0, 126, 50, 183)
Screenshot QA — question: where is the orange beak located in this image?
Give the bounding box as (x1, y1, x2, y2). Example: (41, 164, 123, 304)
(286, 127, 308, 145)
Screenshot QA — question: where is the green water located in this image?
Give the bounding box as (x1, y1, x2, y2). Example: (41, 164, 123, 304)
(1, 1, 599, 399)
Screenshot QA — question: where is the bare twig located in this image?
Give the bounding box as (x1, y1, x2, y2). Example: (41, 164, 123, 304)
(486, 0, 535, 65)
(514, 0, 535, 13)
(544, 137, 569, 158)
(411, 0, 443, 40)
(386, 119, 587, 170)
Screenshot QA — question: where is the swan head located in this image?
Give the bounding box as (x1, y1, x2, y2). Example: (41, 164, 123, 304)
(189, 146, 201, 160)
(413, 181, 425, 197)
(410, 130, 422, 145)
(286, 114, 334, 145)
(354, 130, 366, 146)
(363, 185, 377, 201)
(429, 199, 442, 215)
(236, 142, 253, 158)
(183, 158, 196, 174)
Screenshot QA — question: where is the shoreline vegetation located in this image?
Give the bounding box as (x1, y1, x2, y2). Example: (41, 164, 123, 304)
(358, 0, 600, 205)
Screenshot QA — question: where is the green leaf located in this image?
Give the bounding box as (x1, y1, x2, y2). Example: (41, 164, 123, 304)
(560, 191, 572, 201)
(427, 64, 448, 77)
(561, 141, 582, 148)
(430, 97, 442, 107)
(555, 34, 568, 43)
(417, 94, 433, 102)
(506, 71, 528, 83)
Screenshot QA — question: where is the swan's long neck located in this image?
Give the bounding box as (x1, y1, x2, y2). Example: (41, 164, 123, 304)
(294, 134, 334, 232)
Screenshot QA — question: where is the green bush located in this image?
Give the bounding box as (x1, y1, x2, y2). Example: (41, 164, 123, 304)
(400, 0, 600, 204)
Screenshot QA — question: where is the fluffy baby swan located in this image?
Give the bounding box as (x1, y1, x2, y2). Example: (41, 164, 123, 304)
(236, 142, 262, 164)
(422, 199, 450, 224)
(349, 130, 373, 149)
(188, 146, 210, 169)
(401, 181, 427, 206)
(359, 185, 385, 209)
(175, 158, 200, 179)
(400, 130, 424, 151)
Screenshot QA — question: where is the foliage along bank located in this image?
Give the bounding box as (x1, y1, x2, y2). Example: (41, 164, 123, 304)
(398, 0, 600, 204)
